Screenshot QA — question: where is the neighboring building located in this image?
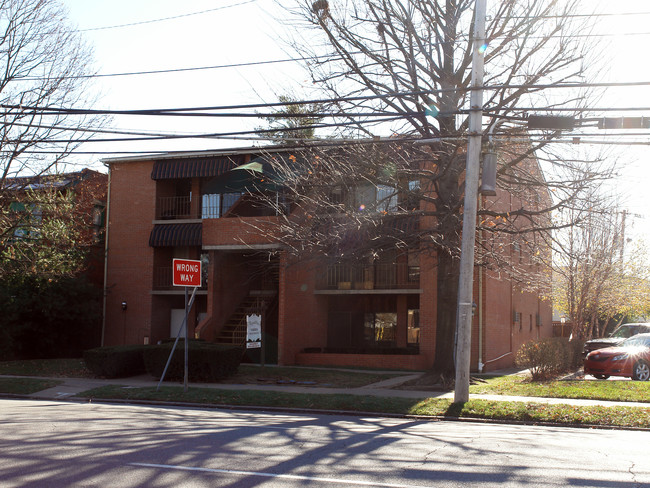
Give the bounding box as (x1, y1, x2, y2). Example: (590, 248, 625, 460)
(102, 147, 552, 371)
(1, 168, 108, 285)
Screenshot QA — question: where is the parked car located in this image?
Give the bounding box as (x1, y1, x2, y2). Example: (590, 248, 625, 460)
(584, 333, 650, 381)
(582, 323, 650, 357)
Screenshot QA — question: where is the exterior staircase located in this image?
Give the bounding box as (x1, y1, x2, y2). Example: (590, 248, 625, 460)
(214, 294, 276, 346)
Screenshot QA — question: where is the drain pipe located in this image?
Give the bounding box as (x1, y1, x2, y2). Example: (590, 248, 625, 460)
(100, 163, 112, 347)
(477, 121, 500, 373)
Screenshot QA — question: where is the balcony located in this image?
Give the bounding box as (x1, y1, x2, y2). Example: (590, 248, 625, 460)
(156, 195, 196, 220)
(155, 193, 283, 221)
(315, 263, 420, 291)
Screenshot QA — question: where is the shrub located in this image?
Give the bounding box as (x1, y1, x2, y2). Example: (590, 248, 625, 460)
(143, 341, 243, 382)
(0, 275, 101, 360)
(83, 345, 147, 378)
(515, 338, 572, 381)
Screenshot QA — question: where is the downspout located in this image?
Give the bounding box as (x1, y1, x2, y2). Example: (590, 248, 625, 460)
(477, 122, 498, 373)
(100, 163, 112, 346)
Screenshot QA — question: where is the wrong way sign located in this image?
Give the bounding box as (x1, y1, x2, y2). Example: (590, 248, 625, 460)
(172, 258, 202, 287)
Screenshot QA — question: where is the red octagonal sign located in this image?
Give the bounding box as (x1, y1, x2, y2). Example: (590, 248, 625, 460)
(172, 258, 202, 287)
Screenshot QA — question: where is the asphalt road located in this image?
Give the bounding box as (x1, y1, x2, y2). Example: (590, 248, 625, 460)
(1, 398, 648, 487)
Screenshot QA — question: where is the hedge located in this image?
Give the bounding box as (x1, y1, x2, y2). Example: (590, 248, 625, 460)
(143, 341, 243, 382)
(83, 345, 147, 378)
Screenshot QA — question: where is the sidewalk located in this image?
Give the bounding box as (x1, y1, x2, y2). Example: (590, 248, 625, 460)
(4, 372, 650, 410)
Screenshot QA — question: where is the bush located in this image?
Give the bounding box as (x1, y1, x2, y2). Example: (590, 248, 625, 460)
(83, 345, 147, 378)
(143, 341, 243, 382)
(515, 338, 573, 381)
(0, 275, 102, 360)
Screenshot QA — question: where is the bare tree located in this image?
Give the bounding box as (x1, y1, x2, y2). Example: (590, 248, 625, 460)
(247, 0, 614, 373)
(0, 0, 102, 187)
(554, 203, 650, 340)
(0, 0, 105, 278)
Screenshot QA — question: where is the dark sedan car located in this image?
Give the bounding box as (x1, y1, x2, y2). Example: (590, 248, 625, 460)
(584, 333, 650, 381)
(582, 323, 650, 357)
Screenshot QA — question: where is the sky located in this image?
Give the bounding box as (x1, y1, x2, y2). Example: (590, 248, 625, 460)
(59, 0, 650, 242)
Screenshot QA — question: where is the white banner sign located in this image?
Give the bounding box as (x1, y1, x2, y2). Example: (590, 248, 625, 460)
(246, 314, 262, 349)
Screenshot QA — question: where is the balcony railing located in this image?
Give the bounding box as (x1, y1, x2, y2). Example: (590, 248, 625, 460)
(316, 263, 420, 290)
(155, 194, 282, 220)
(153, 267, 207, 290)
(156, 196, 195, 220)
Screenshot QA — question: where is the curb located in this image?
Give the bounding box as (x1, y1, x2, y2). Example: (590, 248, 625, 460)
(4, 391, 649, 433)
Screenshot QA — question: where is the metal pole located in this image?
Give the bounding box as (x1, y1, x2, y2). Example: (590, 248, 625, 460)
(260, 300, 265, 370)
(454, 0, 487, 403)
(157, 286, 198, 391)
(184, 286, 189, 393)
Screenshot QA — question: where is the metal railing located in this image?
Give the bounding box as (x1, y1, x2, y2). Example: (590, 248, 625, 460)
(156, 193, 288, 220)
(318, 263, 419, 290)
(156, 196, 194, 220)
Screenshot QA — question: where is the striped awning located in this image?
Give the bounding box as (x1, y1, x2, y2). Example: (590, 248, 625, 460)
(149, 223, 202, 247)
(151, 155, 244, 180)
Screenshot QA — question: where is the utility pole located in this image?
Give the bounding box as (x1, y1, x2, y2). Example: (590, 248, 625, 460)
(454, 0, 487, 403)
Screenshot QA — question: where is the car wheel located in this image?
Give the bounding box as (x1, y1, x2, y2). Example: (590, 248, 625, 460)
(593, 374, 610, 380)
(632, 361, 650, 381)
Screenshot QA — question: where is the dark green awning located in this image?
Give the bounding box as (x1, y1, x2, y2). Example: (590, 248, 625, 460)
(149, 223, 202, 247)
(151, 156, 244, 180)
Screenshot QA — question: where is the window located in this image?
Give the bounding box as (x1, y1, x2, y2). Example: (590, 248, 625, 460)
(201, 252, 210, 287)
(407, 252, 420, 282)
(354, 183, 397, 213)
(364, 312, 396, 345)
(408, 309, 420, 345)
(402, 180, 421, 211)
(201, 193, 242, 218)
(10, 202, 41, 240)
(376, 185, 398, 212)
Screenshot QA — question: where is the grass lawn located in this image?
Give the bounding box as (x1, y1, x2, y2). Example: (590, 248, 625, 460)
(0, 378, 62, 394)
(470, 374, 650, 403)
(0, 358, 407, 388)
(77, 385, 650, 429)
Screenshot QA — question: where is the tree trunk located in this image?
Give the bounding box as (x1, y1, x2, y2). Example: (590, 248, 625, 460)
(434, 249, 460, 374)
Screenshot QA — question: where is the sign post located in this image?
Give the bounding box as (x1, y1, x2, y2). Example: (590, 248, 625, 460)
(157, 258, 202, 393)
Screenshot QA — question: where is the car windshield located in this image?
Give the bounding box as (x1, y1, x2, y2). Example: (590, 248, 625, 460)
(622, 335, 650, 348)
(610, 326, 636, 338)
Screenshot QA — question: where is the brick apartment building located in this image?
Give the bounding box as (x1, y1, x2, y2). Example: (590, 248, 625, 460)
(2, 168, 108, 286)
(102, 147, 552, 372)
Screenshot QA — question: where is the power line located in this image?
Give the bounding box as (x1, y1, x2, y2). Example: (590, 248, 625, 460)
(515, 11, 650, 20)
(14, 57, 304, 81)
(77, 1, 259, 32)
(0, 116, 407, 145)
(5, 79, 650, 119)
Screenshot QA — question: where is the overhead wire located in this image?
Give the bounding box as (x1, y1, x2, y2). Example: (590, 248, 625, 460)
(76, 0, 259, 32)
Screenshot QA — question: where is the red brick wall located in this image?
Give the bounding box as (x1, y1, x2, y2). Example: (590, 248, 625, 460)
(418, 252, 437, 367)
(476, 184, 554, 371)
(278, 257, 329, 365)
(104, 160, 156, 346)
(202, 216, 280, 247)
